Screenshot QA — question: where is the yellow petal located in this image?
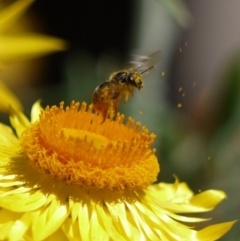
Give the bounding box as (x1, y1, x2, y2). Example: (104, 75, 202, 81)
(0, 174, 16, 181)
(95, 203, 127, 241)
(147, 180, 228, 214)
(0, 122, 19, 146)
(0, 209, 23, 240)
(0, 81, 22, 113)
(61, 217, 81, 241)
(0, 186, 31, 196)
(32, 199, 69, 240)
(0, 35, 68, 62)
(0, 146, 19, 161)
(0, 189, 46, 212)
(30, 99, 43, 123)
(7, 212, 32, 241)
(89, 207, 109, 241)
(44, 228, 69, 241)
(77, 203, 91, 240)
(106, 202, 143, 240)
(148, 178, 194, 201)
(126, 202, 161, 240)
(157, 215, 194, 240)
(189, 190, 227, 210)
(9, 108, 30, 138)
(70, 202, 81, 223)
(0, 0, 34, 33)
(196, 221, 237, 241)
(162, 209, 210, 223)
(0, 180, 23, 187)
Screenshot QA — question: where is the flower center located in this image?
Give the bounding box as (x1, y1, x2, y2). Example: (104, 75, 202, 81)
(21, 101, 159, 190)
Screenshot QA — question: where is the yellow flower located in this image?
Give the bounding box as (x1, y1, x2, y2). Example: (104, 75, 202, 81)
(0, 0, 67, 63)
(0, 0, 67, 112)
(0, 84, 236, 240)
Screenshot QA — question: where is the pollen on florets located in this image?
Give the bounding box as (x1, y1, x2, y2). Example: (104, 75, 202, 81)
(21, 101, 159, 190)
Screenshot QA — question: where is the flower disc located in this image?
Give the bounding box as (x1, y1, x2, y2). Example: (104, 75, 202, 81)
(21, 101, 159, 190)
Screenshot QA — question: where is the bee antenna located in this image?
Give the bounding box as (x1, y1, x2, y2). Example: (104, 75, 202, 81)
(140, 66, 154, 75)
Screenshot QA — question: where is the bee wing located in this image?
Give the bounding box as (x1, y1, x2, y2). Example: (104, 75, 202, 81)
(128, 50, 162, 73)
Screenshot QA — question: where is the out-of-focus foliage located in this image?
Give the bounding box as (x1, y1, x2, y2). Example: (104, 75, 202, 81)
(160, 0, 192, 27)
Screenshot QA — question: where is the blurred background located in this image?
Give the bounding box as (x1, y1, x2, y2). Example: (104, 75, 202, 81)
(0, 0, 240, 240)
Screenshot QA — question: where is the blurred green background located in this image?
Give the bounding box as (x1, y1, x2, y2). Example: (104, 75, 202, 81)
(0, 0, 239, 240)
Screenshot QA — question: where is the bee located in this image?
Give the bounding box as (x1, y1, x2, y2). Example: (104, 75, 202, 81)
(92, 50, 161, 123)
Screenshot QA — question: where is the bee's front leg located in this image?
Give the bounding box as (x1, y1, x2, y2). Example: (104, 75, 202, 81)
(128, 86, 135, 97)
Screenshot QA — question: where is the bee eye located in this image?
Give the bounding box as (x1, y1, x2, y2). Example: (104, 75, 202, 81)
(129, 75, 134, 82)
(127, 74, 137, 87)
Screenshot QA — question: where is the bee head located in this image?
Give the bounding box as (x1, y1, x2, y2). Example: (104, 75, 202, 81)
(128, 66, 154, 89)
(128, 73, 143, 89)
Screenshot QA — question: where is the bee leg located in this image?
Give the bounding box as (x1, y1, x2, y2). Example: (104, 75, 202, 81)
(97, 101, 108, 124)
(129, 86, 134, 96)
(124, 92, 129, 104)
(113, 98, 120, 115)
(100, 107, 108, 124)
(108, 100, 115, 120)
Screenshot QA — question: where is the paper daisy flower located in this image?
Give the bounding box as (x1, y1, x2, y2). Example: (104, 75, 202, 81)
(0, 84, 236, 241)
(0, 0, 67, 64)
